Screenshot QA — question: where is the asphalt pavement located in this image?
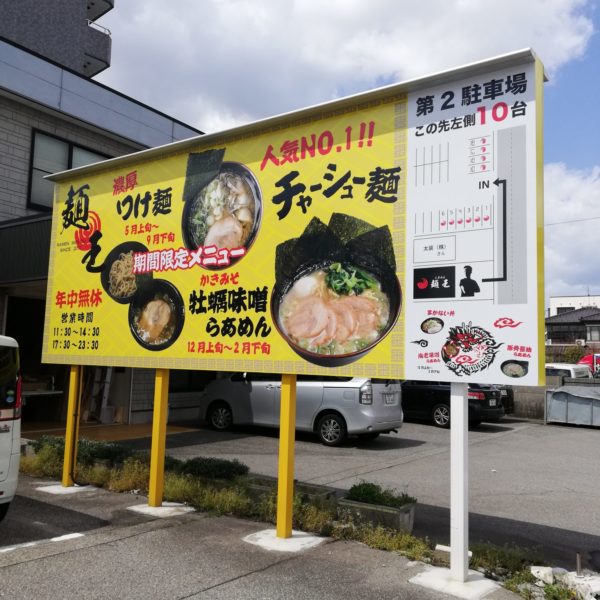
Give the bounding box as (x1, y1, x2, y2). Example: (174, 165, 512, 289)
(117, 417, 600, 571)
(0, 475, 519, 600)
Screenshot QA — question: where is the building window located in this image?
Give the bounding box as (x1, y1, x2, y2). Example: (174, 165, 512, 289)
(587, 326, 600, 342)
(556, 307, 575, 314)
(28, 130, 108, 210)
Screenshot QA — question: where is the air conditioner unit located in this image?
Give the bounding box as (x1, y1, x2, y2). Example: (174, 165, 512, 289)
(575, 339, 585, 346)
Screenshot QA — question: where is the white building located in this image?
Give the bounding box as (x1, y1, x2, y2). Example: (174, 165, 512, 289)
(0, 1, 212, 425)
(549, 295, 600, 317)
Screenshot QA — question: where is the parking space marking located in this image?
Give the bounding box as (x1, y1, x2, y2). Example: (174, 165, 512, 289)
(0, 533, 84, 554)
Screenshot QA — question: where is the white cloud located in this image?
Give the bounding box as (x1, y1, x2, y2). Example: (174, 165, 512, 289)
(97, 0, 595, 131)
(544, 162, 600, 298)
(93, 2, 598, 300)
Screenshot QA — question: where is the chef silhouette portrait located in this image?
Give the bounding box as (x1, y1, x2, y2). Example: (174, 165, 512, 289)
(459, 265, 480, 297)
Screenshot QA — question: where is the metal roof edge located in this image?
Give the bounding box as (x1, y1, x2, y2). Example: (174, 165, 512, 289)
(0, 213, 52, 229)
(47, 48, 540, 183)
(0, 36, 203, 138)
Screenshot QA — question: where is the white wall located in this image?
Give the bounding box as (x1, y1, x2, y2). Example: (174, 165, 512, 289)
(549, 295, 600, 316)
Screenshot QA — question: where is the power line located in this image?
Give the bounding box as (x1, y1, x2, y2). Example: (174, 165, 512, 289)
(544, 216, 600, 227)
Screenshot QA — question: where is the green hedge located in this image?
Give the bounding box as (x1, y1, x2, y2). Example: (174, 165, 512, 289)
(346, 482, 416, 508)
(178, 456, 249, 480)
(28, 436, 249, 480)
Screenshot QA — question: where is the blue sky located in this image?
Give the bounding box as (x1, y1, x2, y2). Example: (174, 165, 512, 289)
(96, 0, 599, 300)
(545, 4, 599, 169)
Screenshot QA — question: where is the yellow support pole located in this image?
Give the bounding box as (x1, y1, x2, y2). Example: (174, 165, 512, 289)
(62, 365, 81, 487)
(276, 373, 297, 538)
(148, 368, 170, 507)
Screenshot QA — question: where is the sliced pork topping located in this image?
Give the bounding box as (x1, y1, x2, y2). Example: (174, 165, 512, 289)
(286, 297, 330, 340)
(279, 263, 391, 355)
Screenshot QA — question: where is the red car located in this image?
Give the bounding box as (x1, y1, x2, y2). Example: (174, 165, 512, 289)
(578, 354, 600, 375)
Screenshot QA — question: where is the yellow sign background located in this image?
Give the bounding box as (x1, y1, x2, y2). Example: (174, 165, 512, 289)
(43, 97, 407, 378)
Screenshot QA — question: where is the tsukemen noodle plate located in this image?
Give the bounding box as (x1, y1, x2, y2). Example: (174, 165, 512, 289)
(100, 241, 152, 304)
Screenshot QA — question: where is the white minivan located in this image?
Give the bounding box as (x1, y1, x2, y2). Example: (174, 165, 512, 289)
(0, 335, 20, 522)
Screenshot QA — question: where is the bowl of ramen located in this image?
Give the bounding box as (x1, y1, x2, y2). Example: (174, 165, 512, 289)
(100, 242, 152, 304)
(501, 360, 528, 378)
(272, 260, 401, 367)
(181, 162, 262, 268)
(421, 317, 444, 334)
(442, 342, 459, 359)
(128, 279, 185, 350)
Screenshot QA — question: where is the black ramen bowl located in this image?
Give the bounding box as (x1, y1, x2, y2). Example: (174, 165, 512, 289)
(181, 161, 262, 270)
(501, 359, 529, 378)
(271, 259, 402, 368)
(128, 279, 185, 351)
(100, 241, 153, 304)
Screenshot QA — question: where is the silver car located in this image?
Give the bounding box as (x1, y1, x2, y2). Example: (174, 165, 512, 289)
(198, 373, 403, 446)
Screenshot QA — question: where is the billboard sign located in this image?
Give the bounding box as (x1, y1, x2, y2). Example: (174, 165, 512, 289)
(43, 50, 545, 385)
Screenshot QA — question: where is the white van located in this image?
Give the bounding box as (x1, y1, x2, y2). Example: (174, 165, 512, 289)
(0, 335, 20, 522)
(545, 363, 593, 379)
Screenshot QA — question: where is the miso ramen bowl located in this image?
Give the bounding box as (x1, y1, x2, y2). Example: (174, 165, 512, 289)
(100, 241, 153, 304)
(181, 162, 263, 270)
(271, 259, 402, 367)
(128, 279, 185, 351)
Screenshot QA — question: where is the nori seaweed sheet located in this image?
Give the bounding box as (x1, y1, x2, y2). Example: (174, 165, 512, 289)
(275, 217, 343, 283)
(328, 212, 375, 246)
(346, 225, 396, 273)
(182, 148, 225, 203)
(274, 213, 396, 287)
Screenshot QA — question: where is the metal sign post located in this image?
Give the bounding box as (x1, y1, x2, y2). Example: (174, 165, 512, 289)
(62, 364, 81, 487)
(450, 381, 469, 582)
(276, 373, 297, 538)
(148, 368, 170, 507)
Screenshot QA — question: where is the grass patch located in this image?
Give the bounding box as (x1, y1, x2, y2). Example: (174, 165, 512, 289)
(23, 436, 566, 597)
(77, 463, 112, 488)
(331, 520, 432, 562)
(504, 571, 579, 600)
(21, 443, 63, 478)
(543, 584, 578, 600)
(503, 569, 538, 596)
(471, 543, 543, 579)
(107, 458, 150, 493)
(346, 481, 416, 508)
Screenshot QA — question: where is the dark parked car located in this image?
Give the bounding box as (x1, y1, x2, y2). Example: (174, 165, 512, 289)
(497, 385, 514, 414)
(400, 380, 505, 427)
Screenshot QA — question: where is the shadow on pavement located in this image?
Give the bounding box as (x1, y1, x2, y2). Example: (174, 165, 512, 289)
(402, 418, 516, 433)
(413, 502, 600, 570)
(2, 496, 108, 547)
(471, 423, 516, 433)
(120, 427, 426, 452)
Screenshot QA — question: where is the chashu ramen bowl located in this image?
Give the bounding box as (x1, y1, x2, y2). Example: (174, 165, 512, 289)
(128, 279, 185, 351)
(272, 259, 402, 367)
(181, 161, 262, 269)
(100, 241, 153, 304)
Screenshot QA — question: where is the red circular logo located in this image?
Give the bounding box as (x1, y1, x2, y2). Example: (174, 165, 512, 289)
(74, 211, 101, 251)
